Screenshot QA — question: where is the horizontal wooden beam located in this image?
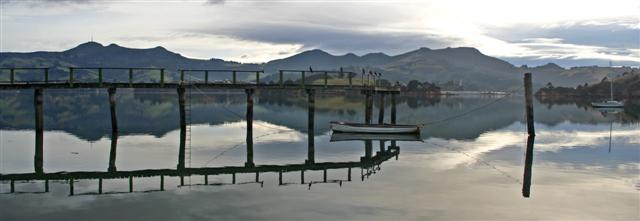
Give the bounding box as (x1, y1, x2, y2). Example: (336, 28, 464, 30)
(1, 149, 398, 181)
(0, 82, 401, 92)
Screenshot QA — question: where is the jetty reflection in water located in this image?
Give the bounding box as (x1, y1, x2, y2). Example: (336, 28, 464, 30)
(1, 89, 406, 195)
(1, 90, 639, 220)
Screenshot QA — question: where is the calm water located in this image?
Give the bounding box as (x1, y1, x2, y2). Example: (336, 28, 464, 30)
(1, 89, 639, 220)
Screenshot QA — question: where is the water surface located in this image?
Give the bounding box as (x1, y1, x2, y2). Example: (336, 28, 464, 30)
(1, 89, 638, 220)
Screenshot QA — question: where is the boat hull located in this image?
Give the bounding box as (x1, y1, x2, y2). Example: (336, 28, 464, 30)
(330, 122, 420, 134)
(591, 102, 624, 108)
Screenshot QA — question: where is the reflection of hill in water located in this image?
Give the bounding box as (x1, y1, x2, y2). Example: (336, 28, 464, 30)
(0, 90, 638, 141)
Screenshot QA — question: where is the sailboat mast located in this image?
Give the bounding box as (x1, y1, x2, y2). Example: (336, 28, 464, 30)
(610, 79, 613, 101)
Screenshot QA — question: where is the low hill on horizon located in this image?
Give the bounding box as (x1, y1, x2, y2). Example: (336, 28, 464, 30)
(1, 41, 636, 90)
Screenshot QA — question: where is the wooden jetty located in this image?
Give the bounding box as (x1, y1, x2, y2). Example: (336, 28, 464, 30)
(0, 66, 405, 195)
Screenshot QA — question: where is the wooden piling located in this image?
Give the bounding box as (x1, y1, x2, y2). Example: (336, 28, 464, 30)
(523, 72, 536, 198)
(232, 173, 236, 184)
(129, 176, 133, 192)
(108, 87, 118, 172)
(10, 180, 14, 193)
(301, 71, 306, 88)
(378, 93, 385, 124)
(323, 169, 327, 182)
(160, 175, 165, 191)
(177, 87, 186, 170)
(278, 171, 283, 185)
(128, 68, 133, 87)
(324, 72, 328, 88)
(301, 170, 305, 184)
(524, 73, 535, 136)
(98, 68, 103, 86)
(45, 179, 49, 192)
(205, 70, 209, 84)
(69, 179, 74, 196)
(279, 70, 284, 88)
(205, 175, 208, 185)
(10, 68, 15, 84)
(68, 68, 74, 86)
(364, 91, 372, 124)
(44, 68, 49, 84)
(391, 93, 396, 124)
(307, 89, 315, 165)
(347, 168, 352, 181)
(34, 88, 44, 174)
(98, 178, 103, 194)
(232, 71, 237, 84)
(160, 69, 165, 87)
(245, 89, 254, 167)
(255, 172, 260, 182)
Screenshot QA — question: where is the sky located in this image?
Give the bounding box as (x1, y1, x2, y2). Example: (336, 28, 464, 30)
(0, 0, 638, 67)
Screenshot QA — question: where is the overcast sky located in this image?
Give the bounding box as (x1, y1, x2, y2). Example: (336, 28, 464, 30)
(0, 0, 638, 67)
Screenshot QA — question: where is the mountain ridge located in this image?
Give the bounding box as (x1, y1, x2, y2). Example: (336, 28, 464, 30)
(1, 42, 637, 90)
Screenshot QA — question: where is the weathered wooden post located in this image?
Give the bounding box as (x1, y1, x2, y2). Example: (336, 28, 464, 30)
(256, 71, 260, 85)
(323, 169, 327, 182)
(245, 88, 255, 167)
(324, 72, 328, 88)
(69, 178, 74, 196)
(160, 175, 165, 191)
(255, 172, 260, 182)
(524, 73, 535, 136)
(523, 72, 536, 198)
(98, 68, 103, 86)
(232, 173, 236, 184)
(205, 70, 209, 84)
(128, 68, 133, 87)
(180, 70, 185, 84)
(68, 67, 74, 87)
(98, 178, 103, 194)
(378, 93, 385, 124)
(363, 90, 373, 124)
(108, 87, 118, 172)
(278, 171, 283, 185)
(232, 71, 237, 84)
(347, 168, 352, 181)
(160, 69, 165, 87)
(391, 93, 397, 124)
(10, 180, 14, 193)
(279, 70, 284, 88)
(300, 170, 305, 184)
(129, 176, 133, 192)
(34, 88, 44, 174)
(301, 71, 306, 88)
(306, 89, 315, 165)
(205, 175, 208, 185)
(10, 68, 15, 84)
(177, 87, 186, 170)
(45, 179, 49, 192)
(44, 68, 49, 84)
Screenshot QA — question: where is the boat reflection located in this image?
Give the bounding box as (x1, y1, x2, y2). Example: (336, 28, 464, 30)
(330, 132, 422, 142)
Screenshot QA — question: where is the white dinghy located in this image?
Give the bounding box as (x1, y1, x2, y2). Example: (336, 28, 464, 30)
(330, 121, 421, 134)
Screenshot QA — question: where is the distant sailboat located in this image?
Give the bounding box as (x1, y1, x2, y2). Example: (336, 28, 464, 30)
(591, 78, 624, 108)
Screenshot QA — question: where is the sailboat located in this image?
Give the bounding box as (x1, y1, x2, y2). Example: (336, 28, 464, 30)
(591, 78, 624, 108)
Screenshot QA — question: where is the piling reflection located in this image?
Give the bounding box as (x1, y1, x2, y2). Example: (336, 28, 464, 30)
(1, 89, 403, 196)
